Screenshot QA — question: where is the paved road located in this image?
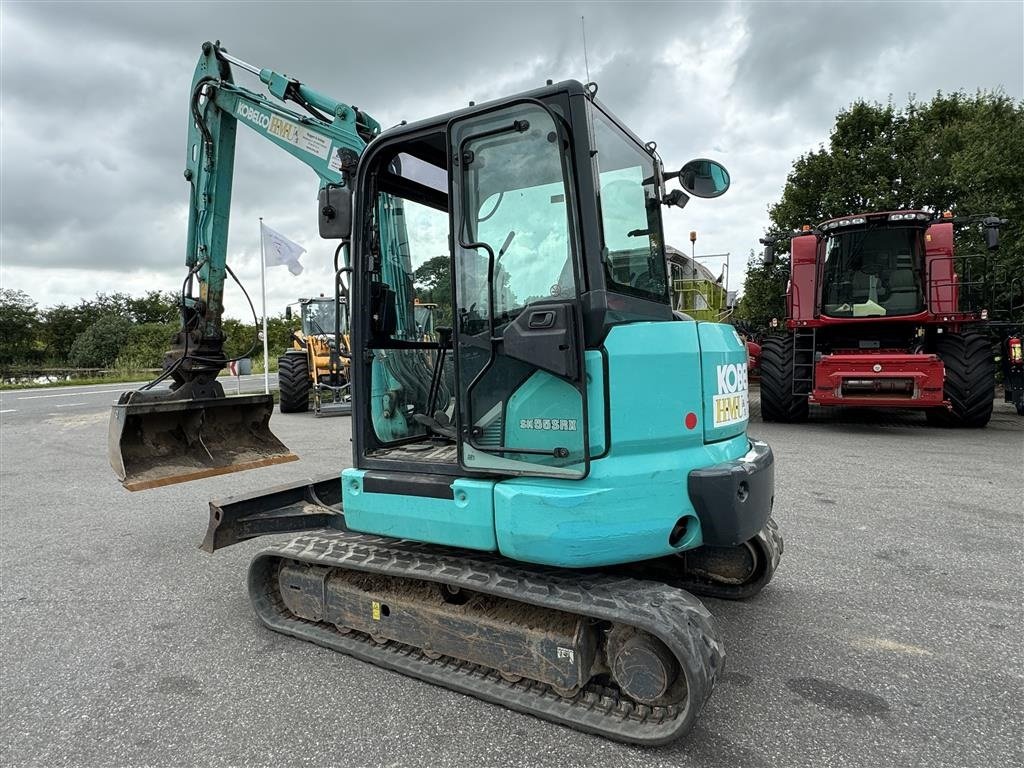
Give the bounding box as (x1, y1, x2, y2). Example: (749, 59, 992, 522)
(1, 394, 1021, 767)
(0, 374, 279, 424)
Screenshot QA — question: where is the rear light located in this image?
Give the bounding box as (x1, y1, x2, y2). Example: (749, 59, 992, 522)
(1010, 338, 1023, 365)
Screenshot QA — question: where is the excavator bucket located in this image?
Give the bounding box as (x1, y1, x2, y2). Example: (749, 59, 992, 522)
(109, 393, 298, 491)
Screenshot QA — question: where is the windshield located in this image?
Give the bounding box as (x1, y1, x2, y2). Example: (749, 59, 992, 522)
(592, 108, 667, 302)
(821, 226, 924, 317)
(301, 299, 344, 336)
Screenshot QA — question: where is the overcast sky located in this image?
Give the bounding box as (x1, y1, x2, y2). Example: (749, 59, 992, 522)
(2, 0, 1021, 319)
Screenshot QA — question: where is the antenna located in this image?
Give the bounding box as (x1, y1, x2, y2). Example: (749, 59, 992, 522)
(581, 16, 591, 82)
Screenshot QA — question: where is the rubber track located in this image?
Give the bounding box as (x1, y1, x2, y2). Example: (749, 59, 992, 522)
(759, 336, 809, 423)
(248, 531, 724, 745)
(278, 353, 310, 413)
(931, 331, 994, 428)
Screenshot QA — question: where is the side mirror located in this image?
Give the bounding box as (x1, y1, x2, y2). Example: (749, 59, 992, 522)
(675, 158, 730, 199)
(983, 217, 1003, 251)
(285, 306, 292, 320)
(318, 184, 352, 240)
(763, 243, 776, 265)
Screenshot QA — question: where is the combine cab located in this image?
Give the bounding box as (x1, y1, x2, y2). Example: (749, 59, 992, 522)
(760, 211, 1007, 427)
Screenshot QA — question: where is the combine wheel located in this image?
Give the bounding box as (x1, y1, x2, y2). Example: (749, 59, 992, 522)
(759, 335, 809, 422)
(927, 331, 994, 428)
(278, 352, 311, 413)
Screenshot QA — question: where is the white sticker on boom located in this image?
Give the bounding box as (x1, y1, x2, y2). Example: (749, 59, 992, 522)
(328, 147, 344, 173)
(713, 362, 749, 427)
(556, 647, 575, 664)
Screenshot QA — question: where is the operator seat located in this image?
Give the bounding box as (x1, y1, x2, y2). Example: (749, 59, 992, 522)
(885, 268, 920, 314)
(850, 269, 872, 303)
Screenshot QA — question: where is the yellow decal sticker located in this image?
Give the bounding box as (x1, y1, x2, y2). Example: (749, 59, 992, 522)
(713, 362, 750, 427)
(268, 114, 294, 142)
(713, 393, 749, 426)
(371, 601, 381, 621)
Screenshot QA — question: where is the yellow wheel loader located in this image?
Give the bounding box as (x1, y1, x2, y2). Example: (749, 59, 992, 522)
(279, 296, 351, 415)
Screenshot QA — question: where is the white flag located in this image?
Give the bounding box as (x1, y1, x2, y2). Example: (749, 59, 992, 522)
(261, 222, 306, 276)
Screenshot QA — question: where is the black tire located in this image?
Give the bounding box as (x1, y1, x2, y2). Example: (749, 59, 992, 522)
(278, 352, 311, 413)
(759, 335, 809, 423)
(927, 331, 994, 428)
(1016, 400, 1024, 417)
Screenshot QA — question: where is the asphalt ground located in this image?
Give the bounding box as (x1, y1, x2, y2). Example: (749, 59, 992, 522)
(1, 387, 1021, 767)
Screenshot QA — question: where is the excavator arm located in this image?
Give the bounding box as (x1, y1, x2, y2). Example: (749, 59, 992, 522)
(181, 41, 376, 381)
(109, 41, 379, 490)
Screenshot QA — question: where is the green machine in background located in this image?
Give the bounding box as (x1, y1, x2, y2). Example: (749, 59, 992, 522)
(667, 244, 732, 322)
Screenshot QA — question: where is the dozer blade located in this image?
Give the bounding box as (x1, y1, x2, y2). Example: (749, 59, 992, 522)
(202, 472, 344, 553)
(109, 393, 298, 492)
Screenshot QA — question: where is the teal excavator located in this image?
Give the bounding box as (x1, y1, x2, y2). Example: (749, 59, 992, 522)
(109, 42, 783, 744)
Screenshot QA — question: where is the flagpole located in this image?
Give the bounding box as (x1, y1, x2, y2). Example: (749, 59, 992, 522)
(259, 217, 270, 395)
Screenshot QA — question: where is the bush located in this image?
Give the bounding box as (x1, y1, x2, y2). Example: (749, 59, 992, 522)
(68, 315, 133, 369)
(124, 322, 178, 368)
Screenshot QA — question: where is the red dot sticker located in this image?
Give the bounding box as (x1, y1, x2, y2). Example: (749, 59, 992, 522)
(685, 412, 698, 430)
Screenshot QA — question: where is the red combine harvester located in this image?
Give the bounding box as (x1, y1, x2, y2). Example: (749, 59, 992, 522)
(759, 210, 1007, 427)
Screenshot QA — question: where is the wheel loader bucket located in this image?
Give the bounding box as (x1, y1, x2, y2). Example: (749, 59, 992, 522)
(109, 393, 298, 492)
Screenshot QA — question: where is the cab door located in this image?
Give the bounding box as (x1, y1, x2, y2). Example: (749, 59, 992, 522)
(448, 101, 589, 478)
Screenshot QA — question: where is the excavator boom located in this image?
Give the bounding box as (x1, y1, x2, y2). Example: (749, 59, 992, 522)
(110, 42, 375, 490)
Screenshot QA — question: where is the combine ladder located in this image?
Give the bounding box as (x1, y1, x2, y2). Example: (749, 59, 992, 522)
(791, 328, 816, 397)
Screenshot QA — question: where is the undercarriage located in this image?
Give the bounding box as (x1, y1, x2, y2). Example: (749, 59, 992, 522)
(207, 482, 781, 744)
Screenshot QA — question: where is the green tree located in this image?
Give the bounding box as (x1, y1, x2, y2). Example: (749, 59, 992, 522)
(745, 90, 1024, 328)
(68, 315, 133, 369)
(128, 291, 179, 324)
(0, 289, 40, 366)
(735, 251, 789, 330)
(115, 322, 178, 370)
(414, 254, 453, 325)
(223, 315, 300, 361)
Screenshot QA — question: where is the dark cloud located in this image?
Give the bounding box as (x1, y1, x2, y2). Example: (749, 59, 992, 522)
(1, 0, 1020, 314)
